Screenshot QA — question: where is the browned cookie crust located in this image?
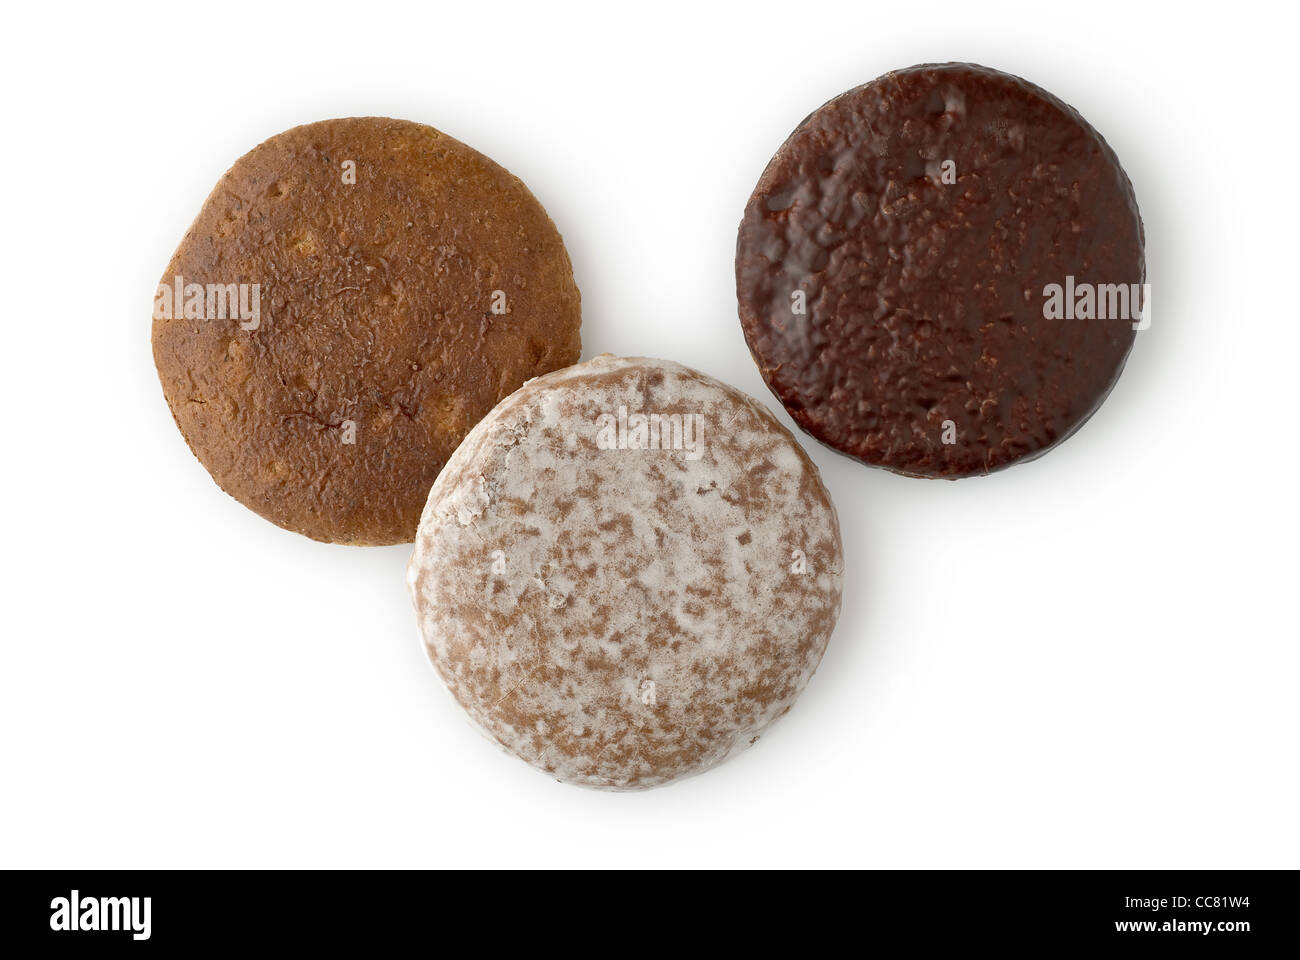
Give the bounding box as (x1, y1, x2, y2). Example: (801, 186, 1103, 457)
(736, 63, 1144, 478)
(408, 356, 844, 789)
(153, 117, 581, 543)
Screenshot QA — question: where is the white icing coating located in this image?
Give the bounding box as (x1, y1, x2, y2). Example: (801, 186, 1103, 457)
(408, 355, 844, 789)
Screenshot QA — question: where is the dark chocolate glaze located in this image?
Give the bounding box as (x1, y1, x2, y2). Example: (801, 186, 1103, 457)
(736, 63, 1144, 478)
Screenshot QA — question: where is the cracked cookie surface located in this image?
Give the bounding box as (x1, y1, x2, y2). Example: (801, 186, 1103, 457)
(153, 117, 581, 543)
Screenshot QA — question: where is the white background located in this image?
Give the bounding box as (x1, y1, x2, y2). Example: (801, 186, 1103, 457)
(1, 0, 1296, 869)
